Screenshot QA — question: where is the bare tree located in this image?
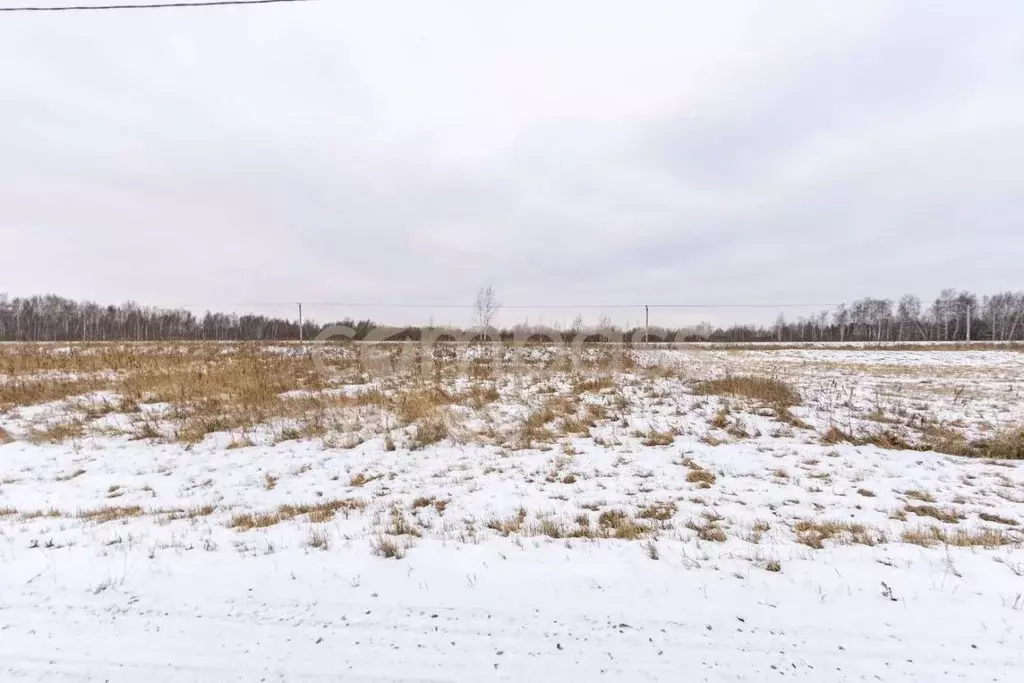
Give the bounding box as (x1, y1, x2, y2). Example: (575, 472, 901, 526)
(473, 285, 500, 339)
(897, 294, 921, 341)
(4, 287, 1022, 343)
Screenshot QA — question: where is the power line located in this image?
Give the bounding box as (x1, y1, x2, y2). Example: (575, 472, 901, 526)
(157, 301, 840, 310)
(0, 0, 318, 12)
(647, 303, 838, 309)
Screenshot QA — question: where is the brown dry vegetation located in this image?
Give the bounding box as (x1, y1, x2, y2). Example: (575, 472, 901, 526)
(229, 498, 365, 531)
(27, 419, 86, 444)
(903, 489, 937, 503)
(157, 504, 217, 522)
(822, 420, 1024, 461)
(596, 509, 651, 540)
(371, 534, 407, 559)
(923, 425, 1024, 460)
(3, 344, 1022, 490)
(792, 519, 883, 548)
(682, 458, 716, 488)
(487, 507, 528, 536)
(904, 504, 965, 524)
(0, 343, 518, 447)
(640, 428, 675, 447)
(901, 525, 1014, 548)
(685, 514, 728, 542)
(686, 468, 716, 487)
(637, 501, 676, 522)
(0, 377, 106, 412)
(78, 505, 144, 524)
(55, 468, 87, 482)
(513, 395, 584, 449)
(978, 512, 1018, 526)
(693, 375, 801, 407)
(485, 507, 655, 541)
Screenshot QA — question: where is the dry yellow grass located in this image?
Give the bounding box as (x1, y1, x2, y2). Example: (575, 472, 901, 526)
(693, 375, 801, 406)
(27, 419, 86, 444)
(640, 428, 674, 447)
(78, 505, 144, 524)
(572, 375, 614, 394)
(411, 412, 451, 449)
(3, 343, 1020, 473)
(349, 472, 381, 487)
(978, 512, 1018, 526)
(637, 501, 676, 522)
(370, 534, 407, 558)
(792, 519, 883, 548)
(54, 468, 87, 482)
(685, 467, 716, 488)
(0, 343, 561, 446)
(904, 504, 964, 524)
(513, 404, 561, 449)
(820, 425, 853, 445)
(902, 525, 1014, 548)
(305, 528, 331, 550)
(410, 496, 446, 512)
(19, 507, 65, 520)
(156, 504, 216, 522)
(747, 520, 771, 544)
(528, 516, 596, 539)
(230, 498, 365, 530)
(709, 406, 730, 430)
(0, 377, 106, 411)
(903, 489, 937, 503)
(819, 424, 915, 450)
(597, 509, 651, 540)
(394, 386, 456, 425)
(774, 405, 810, 429)
(685, 515, 727, 542)
(487, 507, 528, 535)
(820, 421, 1023, 460)
(972, 427, 1024, 460)
(228, 510, 282, 531)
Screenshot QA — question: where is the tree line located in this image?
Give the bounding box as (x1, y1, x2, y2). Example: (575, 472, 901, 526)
(0, 289, 1021, 343)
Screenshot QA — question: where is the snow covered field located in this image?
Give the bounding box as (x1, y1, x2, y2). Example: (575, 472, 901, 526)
(1, 342, 1022, 681)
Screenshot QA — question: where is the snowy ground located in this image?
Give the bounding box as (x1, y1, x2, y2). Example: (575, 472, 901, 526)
(1, 343, 1023, 681)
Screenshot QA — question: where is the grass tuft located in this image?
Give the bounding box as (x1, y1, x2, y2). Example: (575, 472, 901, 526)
(597, 509, 651, 539)
(640, 428, 674, 447)
(693, 375, 801, 406)
(371, 534, 407, 559)
(230, 498, 365, 530)
(905, 504, 964, 524)
(78, 505, 144, 524)
(978, 511, 1018, 526)
(686, 468, 716, 487)
(793, 519, 882, 548)
(637, 501, 676, 522)
(902, 525, 1013, 548)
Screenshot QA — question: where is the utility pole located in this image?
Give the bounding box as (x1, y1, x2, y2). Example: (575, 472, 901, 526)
(645, 305, 649, 344)
(966, 304, 971, 342)
(298, 302, 303, 341)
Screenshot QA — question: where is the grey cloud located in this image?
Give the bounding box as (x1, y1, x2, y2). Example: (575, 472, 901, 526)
(1, 1, 1022, 328)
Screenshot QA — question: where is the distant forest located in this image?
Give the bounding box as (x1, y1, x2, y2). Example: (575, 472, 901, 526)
(1, 290, 1022, 343)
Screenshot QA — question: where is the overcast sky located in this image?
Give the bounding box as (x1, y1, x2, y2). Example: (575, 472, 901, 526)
(1, 0, 1022, 328)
